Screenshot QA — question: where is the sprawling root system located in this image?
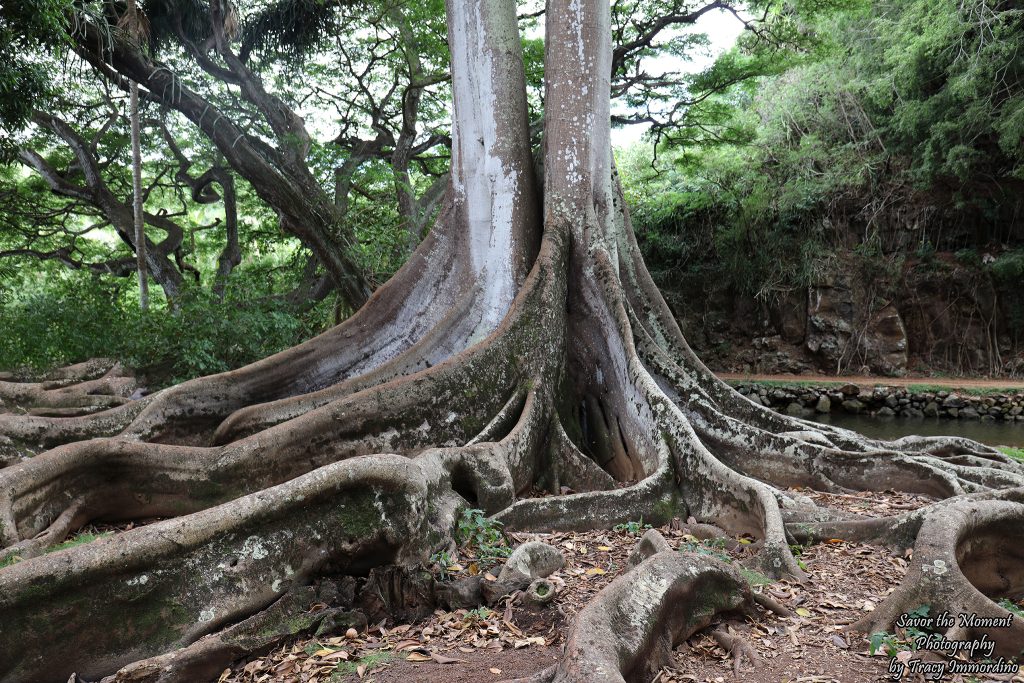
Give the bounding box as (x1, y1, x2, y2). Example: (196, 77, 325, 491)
(2, 0, 1023, 680)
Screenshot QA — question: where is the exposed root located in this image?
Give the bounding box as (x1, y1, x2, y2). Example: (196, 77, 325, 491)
(752, 591, 793, 618)
(0, 455, 432, 683)
(709, 625, 759, 677)
(846, 496, 1024, 658)
(0, 358, 118, 385)
(0, 363, 138, 412)
(0, 285, 558, 552)
(501, 542, 753, 683)
(627, 527, 673, 567)
(497, 541, 565, 586)
(99, 583, 366, 683)
(0, 395, 155, 453)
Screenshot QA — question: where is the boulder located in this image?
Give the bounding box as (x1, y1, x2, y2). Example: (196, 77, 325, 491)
(497, 542, 564, 587)
(841, 399, 865, 414)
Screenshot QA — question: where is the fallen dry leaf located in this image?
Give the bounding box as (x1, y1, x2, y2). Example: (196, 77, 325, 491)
(405, 652, 432, 662)
(430, 653, 465, 664)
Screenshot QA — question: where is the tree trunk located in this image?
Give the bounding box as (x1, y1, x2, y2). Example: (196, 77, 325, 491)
(1, 0, 1023, 681)
(130, 80, 150, 311)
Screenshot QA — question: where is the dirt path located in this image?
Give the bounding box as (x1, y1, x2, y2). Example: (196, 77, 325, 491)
(718, 373, 1024, 392)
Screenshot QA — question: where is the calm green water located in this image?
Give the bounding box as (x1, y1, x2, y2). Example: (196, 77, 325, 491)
(806, 413, 1024, 447)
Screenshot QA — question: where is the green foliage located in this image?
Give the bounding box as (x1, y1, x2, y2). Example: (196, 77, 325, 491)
(329, 651, 392, 680)
(455, 508, 511, 561)
(0, 0, 69, 136)
(0, 552, 22, 570)
(465, 606, 493, 622)
(737, 566, 774, 587)
(0, 269, 332, 387)
(868, 606, 931, 655)
(868, 631, 903, 656)
(624, 0, 1024, 304)
(988, 249, 1024, 342)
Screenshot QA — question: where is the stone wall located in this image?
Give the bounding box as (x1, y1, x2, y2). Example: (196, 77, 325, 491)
(733, 383, 1024, 421)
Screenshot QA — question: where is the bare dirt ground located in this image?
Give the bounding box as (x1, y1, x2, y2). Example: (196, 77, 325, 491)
(220, 490, 1024, 683)
(718, 373, 1024, 392)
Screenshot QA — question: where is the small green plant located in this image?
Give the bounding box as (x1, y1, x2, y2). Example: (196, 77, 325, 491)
(868, 631, 902, 656)
(868, 605, 935, 655)
(955, 248, 981, 266)
(679, 538, 733, 564)
(736, 566, 773, 586)
(788, 543, 809, 571)
(613, 519, 652, 536)
(455, 508, 511, 561)
(904, 604, 930, 620)
(914, 239, 936, 263)
(906, 384, 1007, 396)
(429, 550, 456, 580)
(465, 606, 492, 622)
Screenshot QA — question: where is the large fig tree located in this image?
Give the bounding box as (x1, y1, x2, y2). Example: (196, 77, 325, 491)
(2, 0, 1024, 680)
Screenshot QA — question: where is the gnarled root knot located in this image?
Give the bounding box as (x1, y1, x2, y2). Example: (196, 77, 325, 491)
(504, 531, 753, 683)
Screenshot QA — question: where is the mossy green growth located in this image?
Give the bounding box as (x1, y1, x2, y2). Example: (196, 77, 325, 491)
(738, 566, 774, 586)
(998, 598, 1024, 618)
(45, 531, 112, 554)
(998, 447, 1024, 461)
(329, 651, 393, 680)
(651, 498, 678, 524)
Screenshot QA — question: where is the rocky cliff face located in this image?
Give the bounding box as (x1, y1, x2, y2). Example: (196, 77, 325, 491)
(665, 251, 1023, 378)
(804, 268, 908, 376)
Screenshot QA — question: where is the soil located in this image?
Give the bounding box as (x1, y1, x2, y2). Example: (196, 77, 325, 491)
(220, 489, 1024, 683)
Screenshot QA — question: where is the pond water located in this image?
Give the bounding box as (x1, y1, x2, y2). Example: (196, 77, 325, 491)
(805, 413, 1024, 447)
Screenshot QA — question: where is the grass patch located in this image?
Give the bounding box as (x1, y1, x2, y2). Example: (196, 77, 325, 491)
(0, 553, 22, 570)
(724, 379, 845, 390)
(46, 531, 112, 554)
(330, 652, 394, 680)
(905, 384, 1011, 396)
(998, 447, 1024, 461)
